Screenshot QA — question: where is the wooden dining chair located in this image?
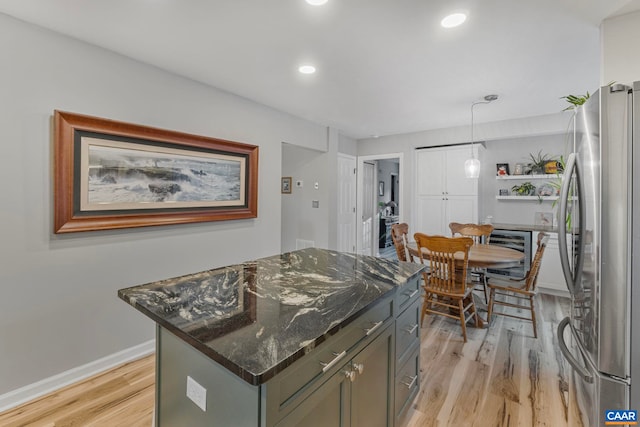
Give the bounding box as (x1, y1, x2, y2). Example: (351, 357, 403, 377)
(414, 233, 478, 343)
(390, 223, 418, 262)
(449, 222, 495, 304)
(486, 232, 549, 338)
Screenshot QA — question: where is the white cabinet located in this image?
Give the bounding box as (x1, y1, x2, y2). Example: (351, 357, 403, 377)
(415, 146, 479, 235)
(533, 232, 568, 294)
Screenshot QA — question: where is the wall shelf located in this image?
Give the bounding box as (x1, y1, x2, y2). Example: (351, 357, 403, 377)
(496, 174, 561, 180)
(496, 195, 559, 201)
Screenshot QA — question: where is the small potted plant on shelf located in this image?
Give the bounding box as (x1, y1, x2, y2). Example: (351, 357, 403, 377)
(527, 150, 555, 175)
(511, 181, 536, 196)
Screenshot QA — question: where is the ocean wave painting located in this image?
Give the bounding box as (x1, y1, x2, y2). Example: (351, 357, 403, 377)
(83, 141, 244, 210)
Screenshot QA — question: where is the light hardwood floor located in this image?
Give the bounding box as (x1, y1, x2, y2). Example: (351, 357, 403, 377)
(0, 294, 571, 427)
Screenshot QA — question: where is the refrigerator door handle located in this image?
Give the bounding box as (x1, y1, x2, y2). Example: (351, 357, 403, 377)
(557, 317, 593, 383)
(558, 153, 576, 294)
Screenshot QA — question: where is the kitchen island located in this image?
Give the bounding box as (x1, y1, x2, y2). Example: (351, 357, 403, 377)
(119, 248, 424, 427)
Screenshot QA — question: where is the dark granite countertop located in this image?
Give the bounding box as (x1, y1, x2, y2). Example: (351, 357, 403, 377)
(118, 248, 424, 385)
(492, 222, 558, 233)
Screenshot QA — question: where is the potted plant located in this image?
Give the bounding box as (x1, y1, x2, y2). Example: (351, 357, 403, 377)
(511, 181, 536, 196)
(527, 150, 555, 175)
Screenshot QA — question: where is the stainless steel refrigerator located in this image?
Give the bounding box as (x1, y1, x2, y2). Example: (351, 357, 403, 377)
(557, 82, 640, 426)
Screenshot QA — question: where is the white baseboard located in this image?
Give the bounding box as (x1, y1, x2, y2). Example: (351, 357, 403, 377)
(0, 339, 155, 413)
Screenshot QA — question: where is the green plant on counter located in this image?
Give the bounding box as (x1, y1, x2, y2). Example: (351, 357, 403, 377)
(511, 181, 536, 196)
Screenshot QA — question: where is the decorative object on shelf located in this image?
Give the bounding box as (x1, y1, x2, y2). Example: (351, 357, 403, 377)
(53, 110, 259, 233)
(537, 183, 555, 197)
(496, 163, 510, 176)
(513, 163, 524, 175)
(527, 150, 555, 175)
(378, 180, 385, 196)
(511, 181, 536, 196)
(544, 160, 563, 174)
(499, 189, 510, 196)
(281, 176, 292, 194)
(465, 94, 498, 178)
(534, 212, 554, 227)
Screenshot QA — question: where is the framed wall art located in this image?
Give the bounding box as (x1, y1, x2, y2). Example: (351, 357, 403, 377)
(54, 110, 259, 233)
(281, 177, 292, 194)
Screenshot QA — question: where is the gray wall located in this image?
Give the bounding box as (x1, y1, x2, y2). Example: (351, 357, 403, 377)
(480, 133, 567, 224)
(281, 143, 330, 252)
(0, 14, 328, 395)
(357, 113, 572, 234)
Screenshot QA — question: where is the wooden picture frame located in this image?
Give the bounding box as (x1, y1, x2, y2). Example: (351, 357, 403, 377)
(54, 110, 259, 233)
(496, 163, 510, 176)
(378, 181, 385, 196)
(281, 177, 292, 194)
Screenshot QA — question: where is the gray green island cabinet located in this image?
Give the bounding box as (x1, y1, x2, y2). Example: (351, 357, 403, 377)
(118, 248, 424, 427)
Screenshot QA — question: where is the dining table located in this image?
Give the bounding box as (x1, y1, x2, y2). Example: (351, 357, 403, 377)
(407, 242, 525, 328)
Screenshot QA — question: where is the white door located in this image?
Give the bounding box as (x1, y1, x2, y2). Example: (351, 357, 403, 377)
(361, 162, 375, 255)
(445, 196, 477, 227)
(337, 155, 357, 253)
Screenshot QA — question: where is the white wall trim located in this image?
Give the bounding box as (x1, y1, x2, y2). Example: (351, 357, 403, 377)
(0, 340, 155, 413)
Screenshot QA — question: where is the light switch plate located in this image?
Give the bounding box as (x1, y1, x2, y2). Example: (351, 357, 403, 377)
(312, 200, 319, 208)
(186, 375, 207, 411)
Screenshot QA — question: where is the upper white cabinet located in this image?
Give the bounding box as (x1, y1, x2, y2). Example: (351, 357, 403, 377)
(417, 147, 478, 196)
(415, 146, 481, 236)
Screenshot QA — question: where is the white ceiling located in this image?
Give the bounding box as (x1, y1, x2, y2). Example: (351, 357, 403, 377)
(1, 0, 638, 139)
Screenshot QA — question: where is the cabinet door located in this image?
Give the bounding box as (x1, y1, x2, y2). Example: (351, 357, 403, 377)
(274, 367, 351, 427)
(445, 196, 477, 227)
(415, 196, 446, 235)
(533, 232, 567, 293)
(445, 146, 478, 196)
(350, 325, 394, 427)
(416, 149, 445, 196)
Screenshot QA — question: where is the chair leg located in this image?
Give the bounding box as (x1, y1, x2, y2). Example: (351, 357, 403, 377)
(470, 294, 479, 328)
(481, 273, 488, 305)
(530, 295, 538, 338)
(420, 293, 430, 326)
(487, 288, 495, 325)
(458, 298, 467, 343)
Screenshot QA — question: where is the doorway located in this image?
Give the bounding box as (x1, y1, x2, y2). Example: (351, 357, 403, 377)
(356, 153, 403, 257)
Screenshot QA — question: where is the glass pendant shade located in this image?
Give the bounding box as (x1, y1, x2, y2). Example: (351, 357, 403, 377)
(464, 157, 480, 178)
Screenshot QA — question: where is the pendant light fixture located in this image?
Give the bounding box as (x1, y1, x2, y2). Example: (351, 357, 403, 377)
(465, 94, 498, 178)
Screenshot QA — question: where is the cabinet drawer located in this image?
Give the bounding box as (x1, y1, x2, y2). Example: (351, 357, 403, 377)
(394, 344, 420, 423)
(395, 297, 420, 370)
(396, 276, 421, 313)
(273, 296, 394, 412)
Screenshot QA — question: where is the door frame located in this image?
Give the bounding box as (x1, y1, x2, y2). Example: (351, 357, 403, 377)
(356, 153, 404, 256)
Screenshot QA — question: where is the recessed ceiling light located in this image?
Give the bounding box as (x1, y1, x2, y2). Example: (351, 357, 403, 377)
(298, 65, 316, 74)
(441, 13, 467, 28)
(306, 0, 328, 5)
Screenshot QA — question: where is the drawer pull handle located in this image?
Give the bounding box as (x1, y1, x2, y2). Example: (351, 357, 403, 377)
(401, 375, 418, 389)
(320, 350, 347, 373)
(403, 324, 418, 334)
(364, 320, 383, 336)
(405, 289, 419, 299)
